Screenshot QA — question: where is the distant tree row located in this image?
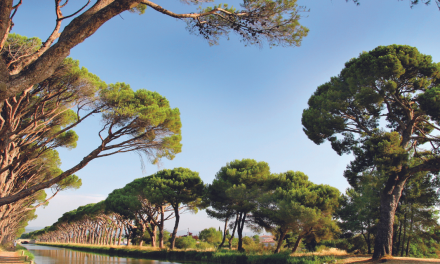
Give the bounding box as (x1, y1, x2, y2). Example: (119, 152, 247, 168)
(26, 159, 341, 254)
(24, 159, 440, 257)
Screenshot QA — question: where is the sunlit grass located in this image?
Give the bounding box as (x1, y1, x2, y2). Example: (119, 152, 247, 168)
(292, 247, 349, 257)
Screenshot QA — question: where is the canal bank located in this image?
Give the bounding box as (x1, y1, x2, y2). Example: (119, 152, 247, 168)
(24, 244, 179, 264)
(0, 244, 34, 264)
(35, 242, 336, 264)
(0, 251, 28, 264)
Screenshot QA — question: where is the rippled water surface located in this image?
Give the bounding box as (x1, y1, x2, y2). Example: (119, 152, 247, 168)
(23, 244, 183, 264)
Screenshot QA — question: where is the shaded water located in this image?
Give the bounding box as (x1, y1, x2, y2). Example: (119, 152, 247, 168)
(23, 244, 184, 264)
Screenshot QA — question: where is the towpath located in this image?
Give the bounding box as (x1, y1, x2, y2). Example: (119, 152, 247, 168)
(0, 250, 26, 263)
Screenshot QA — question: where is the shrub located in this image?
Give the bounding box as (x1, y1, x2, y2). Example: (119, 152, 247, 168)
(175, 236, 196, 249)
(243, 236, 255, 246)
(199, 227, 222, 245)
(196, 241, 214, 250)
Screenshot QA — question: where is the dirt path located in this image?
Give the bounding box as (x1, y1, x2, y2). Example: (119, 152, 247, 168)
(341, 256, 440, 263)
(0, 251, 26, 264)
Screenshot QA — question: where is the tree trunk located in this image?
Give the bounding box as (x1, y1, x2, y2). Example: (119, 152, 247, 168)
(218, 216, 229, 249)
(405, 211, 413, 257)
(237, 212, 246, 252)
(373, 178, 406, 259)
(151, 225, 157, 247)
(361, 229, 371, 255)
(170, 206, 180, 250)
(158, 207, 164, 249)
(139, 224, 147, 247)
(292, 235, 304, 253)
(228, 214, 239, 249)
(118, 227, 123, 246)
(396, 220, 403, 256)
(274, 229, 286, 254)
(401, 213, 407, 256)
(367, 233, 371, 255)
(366, 221, 373, 255)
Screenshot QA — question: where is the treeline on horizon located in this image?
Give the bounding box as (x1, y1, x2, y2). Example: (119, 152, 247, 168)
(23, 158, 440, 258)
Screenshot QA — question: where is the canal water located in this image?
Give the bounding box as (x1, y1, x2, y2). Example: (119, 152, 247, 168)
(23, 244, 184, 264)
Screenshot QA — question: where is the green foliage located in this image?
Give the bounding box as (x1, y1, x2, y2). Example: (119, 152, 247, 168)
(105, 179, 145, 220)
(252, 171, 340, 253)
(242, 236, 255, 246)
(199, 227, 223, 245)
(393, 170, 440, 257)
(302, 45, 440, 257)
(190, 0, 309, 47)
(214, 159, 272, 215)
(106, 168, 203, 248)
(302, 44, 440, 183)
(209, 159, 273, 250)
(143, 167, 204, 248)
(129, 3, 147, 14)
(140, 230, 171, 246)
(175, 236, 197, 249)
(100, 82, 182, 161)
(196, 241, 215, 249)
(143, 167, 204, 212)
(2, 33, 42, 66)
(56, 174, 82, 191)
(337, 172, 381, 253)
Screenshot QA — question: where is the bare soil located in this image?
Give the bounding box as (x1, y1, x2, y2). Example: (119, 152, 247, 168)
(0, 251, 26, 264)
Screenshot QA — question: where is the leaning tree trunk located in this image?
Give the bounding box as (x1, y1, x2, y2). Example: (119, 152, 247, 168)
(228, 214, 239, 249)
(373, 178, 407, 259)
(274, 229, 287, 254)
(291, 234, 304, 253)
(218, 216, 229, 249)
(170, 206, 180, 250)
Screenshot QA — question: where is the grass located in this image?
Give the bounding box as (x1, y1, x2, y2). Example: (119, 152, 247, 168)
(15, 244, 35, 262)
(293, 247, 349, 257)
(37, 242, 339, 264)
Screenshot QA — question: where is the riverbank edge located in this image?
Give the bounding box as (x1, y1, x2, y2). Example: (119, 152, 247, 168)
(0, 244, 32, 264)
(36, 242, 337, 264)
(16, 244, 35, 262)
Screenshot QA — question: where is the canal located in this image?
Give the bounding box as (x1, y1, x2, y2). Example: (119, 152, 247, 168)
(23, 244, 185, 264)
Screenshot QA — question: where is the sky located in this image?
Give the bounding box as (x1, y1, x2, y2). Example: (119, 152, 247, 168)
(11, 0, 440, 235)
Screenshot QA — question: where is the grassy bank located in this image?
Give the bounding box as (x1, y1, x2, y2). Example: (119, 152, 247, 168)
(37, 242, 337, 264)
(16, 244, 35, 262)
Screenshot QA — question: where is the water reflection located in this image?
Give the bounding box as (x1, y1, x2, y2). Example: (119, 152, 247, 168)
(23, 244, 181, 264)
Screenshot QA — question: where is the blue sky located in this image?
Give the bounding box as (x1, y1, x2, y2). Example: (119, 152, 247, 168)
(13, 0, 440, 234)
